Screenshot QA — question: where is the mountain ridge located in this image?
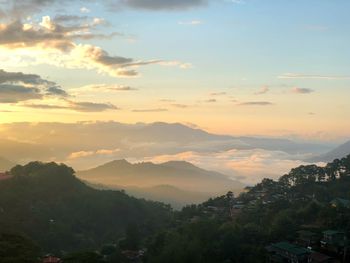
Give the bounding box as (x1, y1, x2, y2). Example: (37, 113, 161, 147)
(0, 161, 171, 253)
(77, 159, 244, 206)
(306, 140, 350, 162)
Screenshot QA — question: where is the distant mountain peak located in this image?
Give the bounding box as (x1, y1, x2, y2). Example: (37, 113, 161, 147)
(111, 159, 130, 164)
(308, 140, 350, 162)
(77, 159, 244, 198)
(161, 160, 198, 169)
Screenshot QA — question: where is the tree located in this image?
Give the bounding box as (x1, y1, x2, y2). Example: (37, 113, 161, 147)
(63, 251, 104, 263)
(0, 233, 41, 263)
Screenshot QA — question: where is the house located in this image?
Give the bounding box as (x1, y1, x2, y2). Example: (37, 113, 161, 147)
(320, 230, 346, 254)
(0, 172, 11, 181)
(121, 249, 145, 262)
(309, 252, 337, 263)
(42, 255, 61, 263)
(296, 230, 320, 248)
(266, 242, 310, 263)
(330, 198, 350, 209)
(321, 230, 346, 246)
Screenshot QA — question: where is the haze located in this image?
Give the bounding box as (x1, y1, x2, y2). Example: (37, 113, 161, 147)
(0, 1, 349, 189)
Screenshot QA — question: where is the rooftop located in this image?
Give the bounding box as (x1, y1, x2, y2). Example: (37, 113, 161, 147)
(323, 230, 345, 236)
(331, 198, 350, 208)
(270, 242, 310, 256)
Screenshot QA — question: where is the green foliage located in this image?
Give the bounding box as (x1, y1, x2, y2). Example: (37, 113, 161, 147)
(0, 233, 41, 263)
(145, 155, 350, 263)
(0, 162, 172, 254)
(1, 155, 350, 262)
(63, 251, 104, 263)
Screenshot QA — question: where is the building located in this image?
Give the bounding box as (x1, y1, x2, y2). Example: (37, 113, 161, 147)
(266, 242, 310, 263)
(320, 230, 347, 255)
(330, 198, 350, 209)
(42, 255, 61, 263)
(0, 172, 11, 181)
(121, 249, 145, 262)
(321, 230, 346, 246)
(296, 230, 320, 248)
(309, 252, 337, 263)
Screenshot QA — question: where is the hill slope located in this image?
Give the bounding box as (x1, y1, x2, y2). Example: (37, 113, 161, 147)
(77, 160, 244, 203)
(308, 140, 350, 162)
(88, 182, 212, 210)
(0, 162, 171, 254)
(145, 154, 350, 263)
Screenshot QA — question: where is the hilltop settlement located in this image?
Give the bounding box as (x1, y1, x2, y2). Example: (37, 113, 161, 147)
(1, 155, 350, 262)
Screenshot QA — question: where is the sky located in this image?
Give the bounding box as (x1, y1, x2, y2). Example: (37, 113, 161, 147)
(0, 0, 349, 142)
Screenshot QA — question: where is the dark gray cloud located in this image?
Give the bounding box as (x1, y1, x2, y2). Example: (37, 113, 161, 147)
(0, 0, 209, 18)
(132, 108, 168, 112)
(238, 101, 274, 106)
(0, 69, 67, 103)
(92, 85, 137, 91)
(210, 92, 226, 96)
(118, 0, 208, 10)
(95, 52, 133, 66)
(25, 101, 119, 112)
(107, 86, 137, 91)
(159, 99, 176, 102)
(68, 101, 119, 112)
(0, 0, 70, 18)
(171, 104, 188, 108)
(291, 87, 314, 94)
(0, 84, 42, 103)
(53, 15, 89, 24)
(46, 86, 69, 97)
(204, 99, 217, 103)
(25, 104, 68, 110)
(254, 86, 269, 95)
(279, 73, 350, 80)
(0, 69, 50, 85)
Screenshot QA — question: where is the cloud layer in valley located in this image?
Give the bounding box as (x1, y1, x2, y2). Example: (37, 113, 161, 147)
(0, 121, 332, 184)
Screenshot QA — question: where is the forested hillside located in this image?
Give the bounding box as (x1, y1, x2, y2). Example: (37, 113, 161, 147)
(0, 162, 172, 257)
(1, 156, 350, 262)
(145, 155, 350, 263)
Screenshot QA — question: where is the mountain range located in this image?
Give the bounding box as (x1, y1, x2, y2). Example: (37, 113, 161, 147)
(0, 122, 332, 167)
(77, 159, 244, 208)
(307, 140, 350, 162)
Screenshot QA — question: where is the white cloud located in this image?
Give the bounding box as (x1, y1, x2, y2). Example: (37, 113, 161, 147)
(278, 73, 350, 80)
(137, 149, 310, 185)
(68, 148, 120, 159)
(254, 86, 269, 95)
(80, 7, 90, 13)
(178, 20, 202, 26)
(0, 17, 191, 78)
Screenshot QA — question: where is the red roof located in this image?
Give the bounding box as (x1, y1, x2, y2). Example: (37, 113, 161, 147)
(42, 256, 61, 263)
(0, 173, 11, 181)
(310, 252, 332, 262)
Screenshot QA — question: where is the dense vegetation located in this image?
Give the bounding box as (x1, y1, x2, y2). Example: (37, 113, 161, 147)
(1, 155, 350, 262)
(0, 162, 172, 259)
(145, 155, 350, 262)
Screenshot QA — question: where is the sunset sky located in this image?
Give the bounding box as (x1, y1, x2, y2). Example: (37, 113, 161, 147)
(0, 0, 349, 141)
